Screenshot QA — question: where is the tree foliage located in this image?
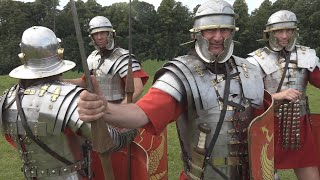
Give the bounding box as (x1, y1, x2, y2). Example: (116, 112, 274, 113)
(0, 0, 319, 74)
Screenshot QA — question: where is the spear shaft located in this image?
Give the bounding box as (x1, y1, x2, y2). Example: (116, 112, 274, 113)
(126, 0, 135, 179)
(70, 1, 114, 179)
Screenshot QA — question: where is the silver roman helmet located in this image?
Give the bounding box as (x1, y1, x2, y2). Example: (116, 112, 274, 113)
(88, 16, 115, 50)
(9, 26, 75, 79)
(264, 10, 298, 51)
(190, 0, 238, 63)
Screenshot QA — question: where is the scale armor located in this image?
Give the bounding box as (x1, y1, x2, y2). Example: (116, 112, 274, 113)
(153, 55, 264, 179)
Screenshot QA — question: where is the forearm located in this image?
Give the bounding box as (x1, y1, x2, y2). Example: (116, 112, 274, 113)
(271, 88, 302, 101)
(271, 92, 284, 101)
(104, 103, 149, 129)
(121, 77, 145, 103)
(121, 89, 144, 103)
(64, 78, 87, 88)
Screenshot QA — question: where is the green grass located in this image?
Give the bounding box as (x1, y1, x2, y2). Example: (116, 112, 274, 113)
(1, 60, 319, 179)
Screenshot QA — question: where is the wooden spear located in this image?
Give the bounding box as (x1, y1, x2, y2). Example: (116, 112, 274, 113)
(70, 1, 115, 179)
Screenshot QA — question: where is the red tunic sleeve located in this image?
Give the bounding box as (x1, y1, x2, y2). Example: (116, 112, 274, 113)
(123, 69, 149, 85)
(309, 66, 320, 88)
(136, 88, 182, 135)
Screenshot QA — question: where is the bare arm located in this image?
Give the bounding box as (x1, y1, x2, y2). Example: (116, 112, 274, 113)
(64, 78, 87, 88)
(271, 88, 301, 101)
(121, 77, 144, 103)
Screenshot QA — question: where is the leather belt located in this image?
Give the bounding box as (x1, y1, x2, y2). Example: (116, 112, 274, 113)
(22, 159, 87, 177)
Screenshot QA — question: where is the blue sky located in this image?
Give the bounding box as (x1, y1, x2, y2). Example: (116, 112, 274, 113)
(17, 0, 277, 13)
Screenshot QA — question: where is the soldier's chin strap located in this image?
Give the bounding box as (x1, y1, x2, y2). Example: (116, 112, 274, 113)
(15, 84, 88, 177)
(203, 62, 234, 180)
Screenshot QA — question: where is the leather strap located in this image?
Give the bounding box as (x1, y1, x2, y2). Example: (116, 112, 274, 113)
(204, 62, 233, 180)
(276, 49, 292, 93)
(15, 85, 73, 165)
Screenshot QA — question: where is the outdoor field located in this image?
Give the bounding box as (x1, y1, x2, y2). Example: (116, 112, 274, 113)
(1, 59, 319, 179)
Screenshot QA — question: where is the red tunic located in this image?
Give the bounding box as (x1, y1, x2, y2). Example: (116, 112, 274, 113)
(275, 67, 320, 169)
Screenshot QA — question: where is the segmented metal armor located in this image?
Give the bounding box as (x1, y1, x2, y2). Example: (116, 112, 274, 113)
(0, 83, 136, 179)
(0, 26, 137, 179)
(153, 55, 264, 179)
(150, 1, 264, 178)
(247, 45, 319, 149)
(87, 48, 142, 101)
(247, 9, 320, 150)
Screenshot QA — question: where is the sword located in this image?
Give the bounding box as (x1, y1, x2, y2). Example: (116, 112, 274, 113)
(188, 123, 211, 180)
(70, 1, 115, 179)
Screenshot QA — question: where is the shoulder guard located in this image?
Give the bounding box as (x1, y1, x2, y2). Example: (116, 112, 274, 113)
(233, 56, 264, 108)
(111, 48, 141, 78)
(114, 56, 141, 78)
(153, 55, 219, 115)
(153, 69, 185, 102)
(0, 87, 13, 129)
(247, 47, 280, 75)
(87, 50, 100, 70)
(97, 48, 141, 76)
(22, 82, 85, 135)
(2, 85, 17, 110)
(294, 45, 319, 71)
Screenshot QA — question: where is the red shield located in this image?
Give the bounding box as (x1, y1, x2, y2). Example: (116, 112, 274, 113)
(248, 90, 274, 180)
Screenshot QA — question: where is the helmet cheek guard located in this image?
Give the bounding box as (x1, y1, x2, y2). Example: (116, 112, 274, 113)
(264, 10, 298, 52)
(88, 16, 116, 50)
(189, 0, 238, 64)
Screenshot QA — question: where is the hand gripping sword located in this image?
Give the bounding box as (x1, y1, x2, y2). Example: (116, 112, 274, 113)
(70, 1, 115, 179)
(189, 123, 211, 180)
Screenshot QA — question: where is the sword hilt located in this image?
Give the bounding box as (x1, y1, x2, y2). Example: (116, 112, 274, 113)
(195, 123, 211, 155)
(188, 123, 211, 179)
